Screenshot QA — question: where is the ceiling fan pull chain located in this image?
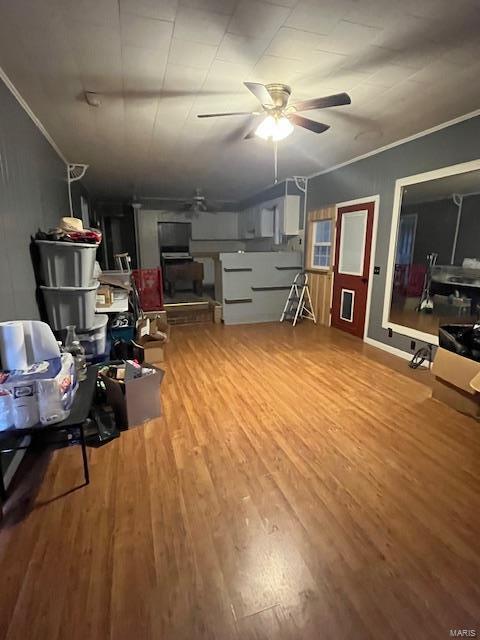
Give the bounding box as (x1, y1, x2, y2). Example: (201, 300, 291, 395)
(274, 140, 278, 184)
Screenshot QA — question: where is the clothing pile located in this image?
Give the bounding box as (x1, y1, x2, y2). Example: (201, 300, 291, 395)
(36, 216, 102, 245)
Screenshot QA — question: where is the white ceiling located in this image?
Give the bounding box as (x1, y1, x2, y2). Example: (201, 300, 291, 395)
(0, 0, 480, 202)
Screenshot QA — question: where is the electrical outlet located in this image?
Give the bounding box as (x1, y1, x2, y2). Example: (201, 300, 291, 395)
(411, 340, 416, 350)
(388, 328, 393, 338)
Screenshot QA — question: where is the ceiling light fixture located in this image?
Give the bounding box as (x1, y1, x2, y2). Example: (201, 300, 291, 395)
(255, 114, 294, 141)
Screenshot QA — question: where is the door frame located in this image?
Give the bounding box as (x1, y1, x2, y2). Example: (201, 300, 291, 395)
(334, 195, 380, 340)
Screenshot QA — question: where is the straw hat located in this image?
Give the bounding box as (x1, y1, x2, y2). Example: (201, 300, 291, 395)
(59, 217, 84, 232)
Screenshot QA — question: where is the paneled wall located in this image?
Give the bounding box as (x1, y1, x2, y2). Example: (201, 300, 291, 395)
(0, 78, 69, 321)
(305, 205, 336, 326)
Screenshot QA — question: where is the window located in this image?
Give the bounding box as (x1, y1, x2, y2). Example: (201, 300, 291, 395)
(338, 210, 367, 275)
(311, 219, 333, 269)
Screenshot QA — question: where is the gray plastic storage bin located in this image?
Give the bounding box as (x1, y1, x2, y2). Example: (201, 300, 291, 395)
(36, 240, 97, 287)
(78, 314, 108, 356)
(40, 282, 99, 331)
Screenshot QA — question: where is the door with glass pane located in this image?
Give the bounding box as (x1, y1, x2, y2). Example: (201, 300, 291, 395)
(331, 202, 375, 338)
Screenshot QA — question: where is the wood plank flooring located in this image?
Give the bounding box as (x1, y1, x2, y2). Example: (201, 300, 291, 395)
(1, 322, 479, 640)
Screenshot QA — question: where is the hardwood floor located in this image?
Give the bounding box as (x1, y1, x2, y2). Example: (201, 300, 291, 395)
(1, 322, 479, 640)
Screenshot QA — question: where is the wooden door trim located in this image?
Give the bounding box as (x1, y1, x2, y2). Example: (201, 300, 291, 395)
(334, 195, 380, 341)
(304, 205, 337, 326)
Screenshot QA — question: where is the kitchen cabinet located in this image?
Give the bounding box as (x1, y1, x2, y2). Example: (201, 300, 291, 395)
(274, 195, 301, 236)
(238, 208, 257, 238)
(191, 212, 238, 240)
(256, 207, 274, 237)
(238, 195, 300, 240)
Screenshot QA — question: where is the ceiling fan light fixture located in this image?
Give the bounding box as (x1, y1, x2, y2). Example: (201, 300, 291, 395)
(255, 115, 294, 141)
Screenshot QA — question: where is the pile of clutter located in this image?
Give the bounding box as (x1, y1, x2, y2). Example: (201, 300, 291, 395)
(95, 267, 131, 317)
(36, 216, 111, 366)
(133, 314, 170, 364)
(35, 216, 102, 245)
(99, 360, 157, 381)
(99, 360, 164, 429)
(0, 320, 78, 429)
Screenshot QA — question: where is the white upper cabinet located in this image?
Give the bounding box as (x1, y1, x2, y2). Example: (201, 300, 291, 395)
(283, 195, 301, 236)
(199, 194, 300, 241)
(191, 212, 238, 239)
(256, 207, 274, 237)
(262, 195, 301, 238)
(238, 208, 256, 238)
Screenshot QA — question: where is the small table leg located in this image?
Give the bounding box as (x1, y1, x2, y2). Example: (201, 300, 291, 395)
(79, 423, 90, 485)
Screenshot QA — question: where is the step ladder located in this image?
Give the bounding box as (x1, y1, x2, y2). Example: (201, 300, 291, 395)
(280, 271, 316, 326)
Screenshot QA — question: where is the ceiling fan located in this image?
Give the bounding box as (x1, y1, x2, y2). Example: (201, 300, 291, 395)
(180, 188, 215, 216)
(159, 187, 217, 217)
(197, 82, 351, 140)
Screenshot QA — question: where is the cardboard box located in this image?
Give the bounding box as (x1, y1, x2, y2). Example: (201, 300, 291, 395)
(431, 347, 480, 418)
(135, 316, 170, 364)
(101, 361, 164, 428)
(142, 310, 167, 322)
(98, 271, 132, 291)
(96, 285, 113, 307)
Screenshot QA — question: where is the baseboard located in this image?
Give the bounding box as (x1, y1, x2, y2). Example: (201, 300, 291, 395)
(364, 336, 427, 367)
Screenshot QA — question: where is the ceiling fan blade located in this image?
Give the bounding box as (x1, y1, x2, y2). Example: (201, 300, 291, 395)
(291, 92, 351, 112)
(197, 111, 254, 118)
(289, 114, 330, 134)
(243, 82, 273, 106)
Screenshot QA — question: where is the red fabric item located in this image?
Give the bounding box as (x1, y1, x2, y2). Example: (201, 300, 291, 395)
(393, 264, 426, 298)
(132, 268, 164, 311)
(64, 229, 102, 244)
(393, 264, 408, 295)
(406, 264, 426, 297)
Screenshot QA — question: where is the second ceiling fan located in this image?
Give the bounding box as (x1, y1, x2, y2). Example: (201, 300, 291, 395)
(197, 82, 351, 140)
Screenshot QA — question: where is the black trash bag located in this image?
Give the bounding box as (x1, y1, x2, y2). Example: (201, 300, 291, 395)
(467, 325, 480, 361)
(439, 323, 480, 362)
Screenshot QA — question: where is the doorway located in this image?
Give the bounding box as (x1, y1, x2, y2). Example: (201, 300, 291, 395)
(331, 201, 375, 338)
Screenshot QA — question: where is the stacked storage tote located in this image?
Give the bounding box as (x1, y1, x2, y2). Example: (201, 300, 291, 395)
(37, 240, 108, 358)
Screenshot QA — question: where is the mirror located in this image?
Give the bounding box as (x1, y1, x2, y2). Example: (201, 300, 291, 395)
(388, 166, 480, 338)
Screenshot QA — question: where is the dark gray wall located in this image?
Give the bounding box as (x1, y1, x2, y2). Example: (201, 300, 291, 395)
(71, 180, 92, 224)
(401, 193, 480, 267)
(307, 114, 480, 354)
(401, 199, 458, 265)
(0, 78, 69, 321)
